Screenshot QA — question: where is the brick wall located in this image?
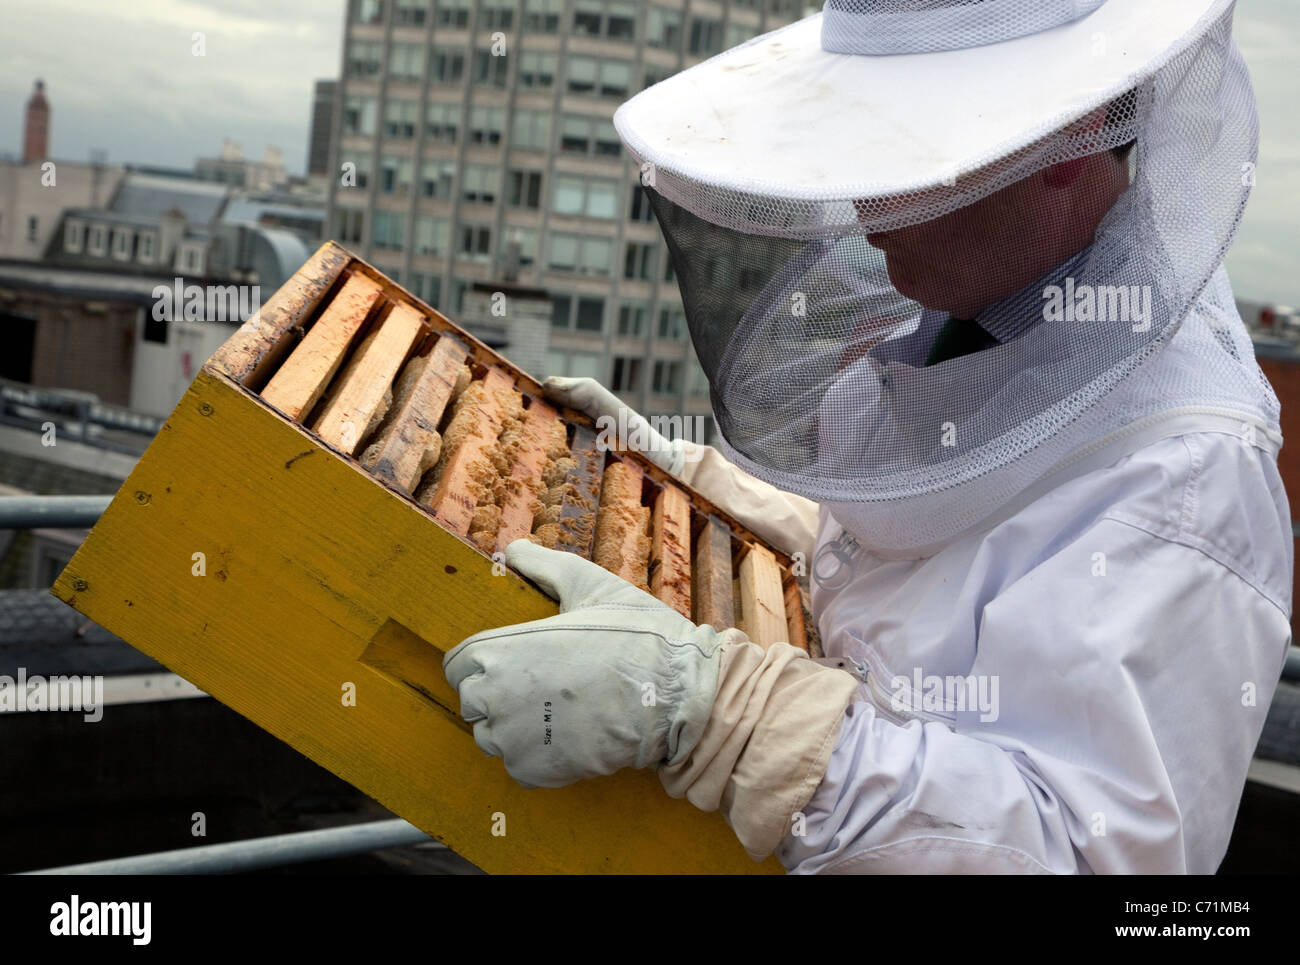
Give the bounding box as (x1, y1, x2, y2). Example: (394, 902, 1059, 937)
(20, 291, 138, 404)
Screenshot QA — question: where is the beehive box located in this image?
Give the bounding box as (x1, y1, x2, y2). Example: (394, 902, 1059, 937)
(52, 241, 813, 874)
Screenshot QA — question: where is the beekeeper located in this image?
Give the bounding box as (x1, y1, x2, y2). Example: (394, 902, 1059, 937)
(444, 0, 1293, 873)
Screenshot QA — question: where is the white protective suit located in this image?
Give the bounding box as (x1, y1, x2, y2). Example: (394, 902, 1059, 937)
(494, 0, 1291, 874)
(673, 270, 1292, 874)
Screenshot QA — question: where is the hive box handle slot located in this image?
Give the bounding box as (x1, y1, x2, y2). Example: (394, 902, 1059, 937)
(358, 619, 470, 733)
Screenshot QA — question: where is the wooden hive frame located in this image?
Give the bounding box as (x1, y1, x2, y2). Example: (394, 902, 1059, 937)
(52, 241, 812, 874)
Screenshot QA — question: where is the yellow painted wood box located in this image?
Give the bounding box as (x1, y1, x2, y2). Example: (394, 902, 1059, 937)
(52, 242, 807, 874)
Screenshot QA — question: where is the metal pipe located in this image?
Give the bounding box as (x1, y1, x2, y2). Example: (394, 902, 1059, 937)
(21, 818, 441, 875)
(0, 495, 111, 529)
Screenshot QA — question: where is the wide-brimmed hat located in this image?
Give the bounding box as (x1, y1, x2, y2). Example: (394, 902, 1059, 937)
(616, 0, 1230, 236)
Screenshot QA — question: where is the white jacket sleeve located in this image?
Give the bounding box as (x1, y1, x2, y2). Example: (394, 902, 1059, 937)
(676, 440, 821, 561)
(778, 513, 1291, 874)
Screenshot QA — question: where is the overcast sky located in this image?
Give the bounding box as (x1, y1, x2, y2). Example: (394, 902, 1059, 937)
(0, 0, 1296, 305)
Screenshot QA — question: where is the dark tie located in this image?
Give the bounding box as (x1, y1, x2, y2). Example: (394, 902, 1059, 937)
(924, 317, 999, 367)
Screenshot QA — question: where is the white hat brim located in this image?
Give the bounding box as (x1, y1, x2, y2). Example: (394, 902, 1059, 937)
(615, 0, 1230, 203)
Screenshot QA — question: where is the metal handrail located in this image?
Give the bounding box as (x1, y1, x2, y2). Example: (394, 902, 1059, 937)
(0, 495, 112, 529)
(19, 818, 442, 875)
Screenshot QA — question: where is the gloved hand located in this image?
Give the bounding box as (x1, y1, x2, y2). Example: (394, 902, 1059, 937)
(444, 538, 859, 858)
(542, 375, 821, 561)
(443, 538, 742, 787)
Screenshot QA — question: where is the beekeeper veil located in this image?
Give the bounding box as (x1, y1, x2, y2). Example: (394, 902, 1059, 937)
(614, 0, 1276, 552)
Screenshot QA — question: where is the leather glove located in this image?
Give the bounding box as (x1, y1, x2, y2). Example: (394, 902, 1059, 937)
(444, 538, 859, 858)
(542, 375, 821, 560)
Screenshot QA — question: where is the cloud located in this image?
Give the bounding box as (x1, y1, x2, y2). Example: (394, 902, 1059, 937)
(0, 0, 342, 174)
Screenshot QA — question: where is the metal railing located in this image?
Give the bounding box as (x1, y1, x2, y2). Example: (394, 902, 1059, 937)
(19, 819, 442, 875)
(0, 495, 111, 529)
(0, 378, 161, 456)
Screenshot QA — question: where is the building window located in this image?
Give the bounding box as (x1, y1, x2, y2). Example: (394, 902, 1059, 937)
(658, 304, 686, 340)
(26, 216, 39, 242)
(461, 163, 498, 203)
(481, 0, 514, 29)
(414, 215, 450, 255)
(425, 101, 459, 143)
(566, 57, 597, 95)
(335, 208, 365, 243)
(689, 17, 723, 56)
(436, 0, 470, 28)
(410, 271, 442, 307)
(499, 227, 538, 267)
(183, 246, 203, 273)
(383, 100, 418, 139)
(348, 39, 384, 78)
(112, 229, 134, 261)
(63, 219, 84, 253)
(599, 61, 631, 98)
(551, 175, 618, 219)
(566, 57, 631, 99)
(458, 224, 492, 261)
(652, 360, 682, 394)
(508, 170, 542, 209)
(611, 356, 642, 392)
(350, 0, 385, 24)
(394, 0, 427, 26)
(617, 301, 648, 336)
(343, 95, 377, 136)
(510, 109, 551, 150)
(573, 1, 602, 35)
(573, 0, 637, 40)
(558, 115, 620, 157)
(431, 47, 466, 82)
(545, 349, 603, 380)
(138, 232, 156, 263)
(647, 5, 682, 49)
(87, 224, 107, 256)
(629, 185, 656, 222)
(550, 294, 571, 328)
(524, 0, 561, 32)
(473, 49, 509, 87)
(575, 297, 604, 332)
(372, 210, 407, 250)
(518, 50, 557, 89)
(623, 242, 656, 280)
(379, 154, 413, 196)
(389, 43, 425, 82)
(551, 295, 606, 332)
(607, 1, 636, 40)
(547, 234, 612, 276)
(468, 104, 504, 145)
(419, 159, 456, 199)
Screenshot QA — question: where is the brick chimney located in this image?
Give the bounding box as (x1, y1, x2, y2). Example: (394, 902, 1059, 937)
(22, 79, 49, 164)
